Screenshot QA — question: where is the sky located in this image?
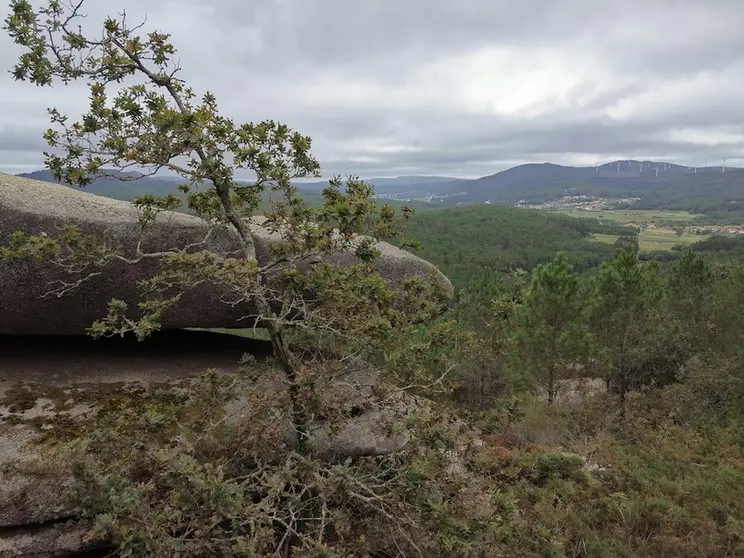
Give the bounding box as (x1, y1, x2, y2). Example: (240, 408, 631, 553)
(2, 0, 744, 179)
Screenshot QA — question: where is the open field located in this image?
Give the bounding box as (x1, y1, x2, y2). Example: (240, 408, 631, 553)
(549, 208, 701, 224)
(592, 229, 710, 252)
(545, 207, 712, 252)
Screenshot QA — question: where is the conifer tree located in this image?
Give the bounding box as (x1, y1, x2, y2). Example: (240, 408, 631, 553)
(515, 254, 592, 403)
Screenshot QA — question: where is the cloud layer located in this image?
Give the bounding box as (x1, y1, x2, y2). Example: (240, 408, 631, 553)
(2, 0, 744, 178)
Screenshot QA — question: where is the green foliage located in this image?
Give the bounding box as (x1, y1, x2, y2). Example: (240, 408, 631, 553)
(692, 234, 744, 260)
(59, 368, 519, 557)
(0, 224, 109, 263)
(589, 246, 672, 403)
(466, 363, 744, 557)
(6, 3, 744, 557)
(514, 254, 593, 403)
(533, 452, 588, 485)
(449, 271, 527, 410)
(402, 204, 627, 289)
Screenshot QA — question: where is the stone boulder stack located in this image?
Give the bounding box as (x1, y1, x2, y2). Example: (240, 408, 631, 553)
(0, 173, 452, 335)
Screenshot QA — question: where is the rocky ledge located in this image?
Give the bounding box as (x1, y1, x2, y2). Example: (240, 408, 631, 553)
(0, 173, 453, 335)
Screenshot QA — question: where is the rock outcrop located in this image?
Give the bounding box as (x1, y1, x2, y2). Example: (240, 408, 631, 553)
(0, 330, 415, 557)
(0, 173, 452, 335)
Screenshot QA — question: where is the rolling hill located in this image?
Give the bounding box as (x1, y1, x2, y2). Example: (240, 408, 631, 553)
(368, 161, 744, 211)
(17, 160, 744, 220)
(21, 166, 744, 289)
(295, 175, 460, 191)
(17, 169, 186, 201)
(290, 160, 744, 218)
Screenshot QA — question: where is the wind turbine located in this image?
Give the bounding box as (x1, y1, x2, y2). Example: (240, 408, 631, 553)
(722, 159, 727, 172)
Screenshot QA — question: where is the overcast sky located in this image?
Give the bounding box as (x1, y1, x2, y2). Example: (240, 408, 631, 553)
(2, 0, 744, 178)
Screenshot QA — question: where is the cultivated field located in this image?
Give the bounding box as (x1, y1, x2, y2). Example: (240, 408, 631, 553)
(549, 208, 701, 224)
(545, 208, 710, 252)
(592, 230, 710, 252)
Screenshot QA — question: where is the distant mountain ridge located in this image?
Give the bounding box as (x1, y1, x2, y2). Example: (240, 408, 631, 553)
(297, 160, 744, 211)
(15, 160, 744, 218)
(15, 170, 461, 202)
(16, 169, 185, 201)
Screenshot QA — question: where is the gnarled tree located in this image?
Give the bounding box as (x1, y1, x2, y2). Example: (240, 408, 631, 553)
(3, 0, 451, 442)
(1, 2, 476, 555)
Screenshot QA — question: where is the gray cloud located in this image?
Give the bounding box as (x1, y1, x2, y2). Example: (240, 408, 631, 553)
(1, 0, 744, 179)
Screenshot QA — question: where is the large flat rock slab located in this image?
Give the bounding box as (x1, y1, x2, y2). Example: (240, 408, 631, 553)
(0, 173, 452, 335)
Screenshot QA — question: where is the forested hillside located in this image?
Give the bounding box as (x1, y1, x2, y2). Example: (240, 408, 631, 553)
(292, 161, 744, 219)
(403, 204, 631, 287)
(442, 247, 744, 557)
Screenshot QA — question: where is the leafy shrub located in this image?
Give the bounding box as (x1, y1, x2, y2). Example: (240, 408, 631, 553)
(533, 453, 588, 486)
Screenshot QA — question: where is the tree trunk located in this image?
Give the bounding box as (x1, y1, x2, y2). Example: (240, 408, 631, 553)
(255, 295, 310, 455)
(211, 176, 257, 261)
(618, 372, 627, 420)
(212, 174, 310, 455)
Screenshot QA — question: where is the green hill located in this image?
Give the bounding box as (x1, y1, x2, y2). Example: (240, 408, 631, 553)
(403, 204, 631, 288)
(411, 161, 744, 216)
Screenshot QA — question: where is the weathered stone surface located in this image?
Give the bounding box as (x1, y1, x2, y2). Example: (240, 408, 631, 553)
(0, 521, 106, 558)
(0, 331, 414, 534)
(0, 173, 452, 335)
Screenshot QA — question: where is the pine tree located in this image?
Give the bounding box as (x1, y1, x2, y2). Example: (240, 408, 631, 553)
(515, 254, 592, 403)
(590, 244, 665, 411)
